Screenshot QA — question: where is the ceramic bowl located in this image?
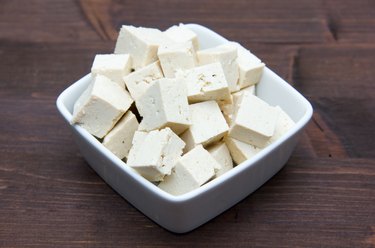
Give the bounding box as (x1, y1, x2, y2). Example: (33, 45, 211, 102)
(56, 23, 313, 233)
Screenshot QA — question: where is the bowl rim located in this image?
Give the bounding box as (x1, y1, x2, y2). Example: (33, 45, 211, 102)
(56, 23, 313, 204)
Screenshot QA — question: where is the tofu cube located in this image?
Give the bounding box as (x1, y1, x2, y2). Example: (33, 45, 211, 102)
(164, 24, 199, 52)
(180, 101, 229, 152)
(234, 42, 265, 89)
(71, 75, 133, 138)
(219, 85, 256, 124)
(157, 41, 198, 78)
(102, 111, 139, 160)
(197, 43, 239, 92)
(207, 142, 234, 177)
(158, 145, 217, 195)
(114, 25, 172, 69)
(91, 54, 132, 89)
(176, 62, 231, 103)
(123, 61, 164, 100)
(267, 106, 295, 144)
(127, 128, 185, 181)
(229, 93, 279, 148)
(136, 78, 190, 135)
(225, 136, 260, 165)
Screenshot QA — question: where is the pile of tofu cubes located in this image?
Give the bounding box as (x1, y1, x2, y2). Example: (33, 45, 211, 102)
(71, 24, 295, 196)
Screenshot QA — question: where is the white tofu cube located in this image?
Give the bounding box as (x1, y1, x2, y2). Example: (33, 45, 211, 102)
(136, 78, 190, 135)
(164, 24, 199, 52)
(71, 75, 134, 138)
(225, 136, 260, 165)
(219, 85, 256, 124)
(102, 111, 139, 160)
(123, 61, 164, 100)
(233, 42, 265, 89)
(176, 62, 231, 103)
(91, 54, 132, 89)
(267, 106, 295, 144)
(229, 93, 279, 148)
(157, 41, 198, 78)
(180, 101, 229, 152)
(158, 145, 217, 195)
(207, 142, 233, 177)
(114, 25, 172, 69)
(197, 43, 239, 92)
(127, 128, 185, 181)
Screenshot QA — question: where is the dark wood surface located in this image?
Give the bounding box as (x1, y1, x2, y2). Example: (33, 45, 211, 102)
(1, 0, 374, 247)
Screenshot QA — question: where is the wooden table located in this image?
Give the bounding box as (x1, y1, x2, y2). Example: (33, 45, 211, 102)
(1, 0, 374, 247)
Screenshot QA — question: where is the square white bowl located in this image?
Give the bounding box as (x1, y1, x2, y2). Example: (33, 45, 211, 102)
(56, 23, 313, 233)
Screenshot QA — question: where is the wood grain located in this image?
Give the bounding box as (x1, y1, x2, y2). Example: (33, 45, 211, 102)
(0, 0, 374, 247)
(0, 0, 100, 43)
